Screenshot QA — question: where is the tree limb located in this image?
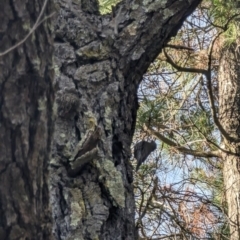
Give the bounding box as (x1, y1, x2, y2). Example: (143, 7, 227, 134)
(163, 49, 208, 75)
(144, 124, 222, 158)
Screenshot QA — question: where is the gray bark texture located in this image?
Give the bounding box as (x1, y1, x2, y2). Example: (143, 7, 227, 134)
(219, 43, 240, 240)
(0, 0, 55, 239)
(50, 0, 201, 239)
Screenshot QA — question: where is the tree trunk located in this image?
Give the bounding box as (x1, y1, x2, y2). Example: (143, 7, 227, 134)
(0, 0, 55, 240)
(219, 44, 240, 239)
(50, 0, 201, 239)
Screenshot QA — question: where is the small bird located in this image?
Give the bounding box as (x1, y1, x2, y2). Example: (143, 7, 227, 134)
(134, 140, 157, 171)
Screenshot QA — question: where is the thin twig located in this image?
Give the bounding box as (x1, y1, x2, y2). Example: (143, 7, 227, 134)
(0, 0, 55, 57)
(165, 44, 194, 51)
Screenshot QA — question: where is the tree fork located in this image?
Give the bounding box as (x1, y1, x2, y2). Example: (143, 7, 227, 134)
(50, 0, 202, 239)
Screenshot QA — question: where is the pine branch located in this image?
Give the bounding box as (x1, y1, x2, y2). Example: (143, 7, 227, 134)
(144, 124, 221, 158)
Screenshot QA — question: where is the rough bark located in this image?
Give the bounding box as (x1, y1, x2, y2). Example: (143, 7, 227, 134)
(0, 0, 54, 239)
(50, 0, 201, 239)
(219, 44, 240, 239)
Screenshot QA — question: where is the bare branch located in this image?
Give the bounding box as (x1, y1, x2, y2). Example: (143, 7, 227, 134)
(163, 49, 208, 75)
(165, 44, 195, 51)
